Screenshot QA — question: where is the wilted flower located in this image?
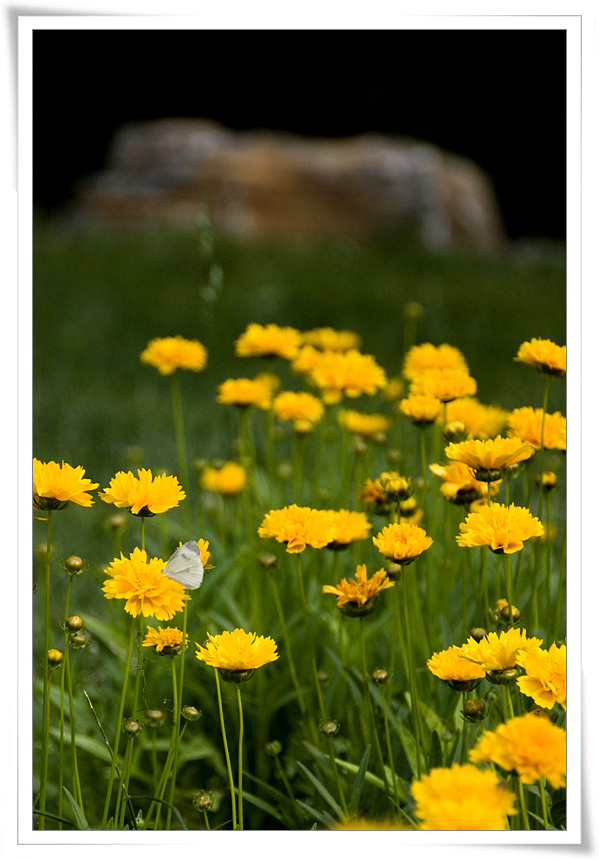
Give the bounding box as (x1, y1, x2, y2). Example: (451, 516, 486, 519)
(456, 502, 544, 554)
(140, 336, 208, 375)
(234, 323, 302, 359)
(33, 458, 98, 510)
(514, 338, 566, 378)
(99, 468, 185, 517)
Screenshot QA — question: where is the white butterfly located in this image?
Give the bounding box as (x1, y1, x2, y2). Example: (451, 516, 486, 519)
(161, 540, 204, 590)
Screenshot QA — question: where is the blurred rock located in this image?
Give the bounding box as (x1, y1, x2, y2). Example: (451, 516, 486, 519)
(72, 118, 506, 250)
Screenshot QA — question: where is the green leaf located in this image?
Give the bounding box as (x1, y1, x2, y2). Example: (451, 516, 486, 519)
(233, 788, 287, 825)
(295, 800, 337, 829)
(295, 761, 345, 820)
(62, 787, 90, 830)
(348, 745, 371, 815)
(429, 729, 444, 770)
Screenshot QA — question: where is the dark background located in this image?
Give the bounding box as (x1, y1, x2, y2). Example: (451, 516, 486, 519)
(32, 28, 567, 240)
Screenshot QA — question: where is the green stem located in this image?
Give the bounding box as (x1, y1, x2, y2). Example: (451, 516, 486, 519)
(116, 614, 145, 828)
(553, 527, 567, 639)
(236, 687, 244, 830)
(268, 572, 306, 715)
(166, 602, 189, 828)
(360, 618, 390, 793)
(57, 577, 74, 827)
(214, 668, 237, 829)
(38, 511, 52, 830)
(152, 657, 179, 830)
(419, 427, 428, 490)
(502, 553, 515, 625)
(379, 680, 401, 811)
(539, 776, 550, 829)
(517, 778, 531, 830)
(537, 378, 550, 519)
(171, 370, 191, 531)
(402, 567, 425, 778)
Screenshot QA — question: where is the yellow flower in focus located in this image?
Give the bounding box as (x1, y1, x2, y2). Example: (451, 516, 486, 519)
(258, 504, 336, 553)
(201, 462, 246, 496)
(409, 367, 477, 403)
(338, 409, 391, 438)
(273, 391, 324, 426)
(427, 645, 486, 685)
(372, 522, 433, 565)
(411, 763, 516, 830)
(217, 377, 272, 410)
(515, 338, 566, 378)
(142, 625, 186, 654)
(33, 458, 99, 510)
(508, 407, 566, 451)
(196, 628, 279, 671)
(460, 628, 543, 673)
(325, 509, 372, 548)
(140, 336, 207, 375)
(429, 461, 500, 505)
(456, 502, 544, 554)
(196, 538, 211, 567)
(445, 435, 535, 479)
(402, 343, 469, 381)
(309, 349, 387, 404)
(102, 547, 189, 620)
(301, 327, 361, 352)
(99, 468, 185, 517)
(516, 642, 567, 711)
(323, 563, 394, 612)
(234, 323, 302, 359)
(470, 712, 566, 788)
(399, 394, 443, 425)
(441, 397, 509, 439)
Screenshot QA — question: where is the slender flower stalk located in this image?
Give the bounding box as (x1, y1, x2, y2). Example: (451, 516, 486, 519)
(171, 371, 191, 530)
(38, 511, 52, 831)
(236, 687, 245, 830)
(213, 668, 237, 829)
(359, 618, 390, 792)
(165, 601, 189, 828)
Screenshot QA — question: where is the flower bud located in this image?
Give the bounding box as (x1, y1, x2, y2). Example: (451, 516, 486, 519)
(462, 698, 487, 723)
(385, 448, 401, 465)
(259, 553, 278, 569)
(474, 468, 503, 483)
(486, 667, 519, 686)
(404, 301, 424, 320)
(47, 649, 63, 669)
(144, 709, 165, 728)
(108, 513, 128, 531)
(379, 471, 411, 500)
(69, 633, 87, 650)
(293, 418, 315, 435)
(65, 615, 83, 632)
(448, 677, 483, 693)
(123, 719, 142, 737)
(320, 719, 340, 737)
(386, 563, 403, 579)
(352, 437, 368, 456)
(469, 627, 488, 643)
(500, 604, 521, 623)
(265, 740, 283, 757)
(192, 790, 214, 811)
(443, 421, 468, 443)
(536, 471, 558, 492)
(371, 668, 389, 687)
(218, 667, 255, 684)
(317, 671, 329, 684)
(399, 496, 418, 517)
(64, 555, 84, 575)
(181, 705, 201, 722)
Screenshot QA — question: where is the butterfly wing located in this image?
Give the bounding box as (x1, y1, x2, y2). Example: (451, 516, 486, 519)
(162, 540, 204, 590)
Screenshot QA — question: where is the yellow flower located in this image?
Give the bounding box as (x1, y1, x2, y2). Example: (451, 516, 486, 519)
(272, 391, 324, 426)
(508, 407, 566, 451)
(234, 323, 302, 359)
(301, 327, 361, 352)
(309, 349, 387, 404)
(290, 344, 324, 376)
(217, 377, 272, 409)
(456, 502, 544, 554)
(427, 645, 486, 686)
(410, 763, 516, 830)
(399, 394, 443, 425)
(382, 375, 404, 402)
(140, 336, 207, 375)
(201, 462, 246, 496)
(372, 522, 433, 564)
(323, 563, 394, 613)
(33, 458, 98, 510)
(142, 625, 186, 654)
(338, 409, 391, 438)
(429, 461, 500, 505)
(516, 642, 566, 711)
(441, 397, 509, 439)
(196, 628, 279, 671)
(99, 468, 185, 517)
(445, 435, 535, 479)
(409, 367, 477, 403)
(102, 547, 190, 620)
(325, 509, 372, 548)
(460, 628, 543, 673)
(258, 504, 336, 553)
(402, 343, 469, 381)
(196, 538, 211, 567)
(470, 712, 566, 787)
(328, 817, 413, 830)
(515, 338, 566, 378)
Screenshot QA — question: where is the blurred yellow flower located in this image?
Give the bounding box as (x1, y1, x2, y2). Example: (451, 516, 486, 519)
(399, 394, 443, 425)
(402, 342, 469, 381)
(33, 458, 98, 510)
(99, 468, 185, 517)
(427, 645, 486, 685)
(217, 377, 272, 410)
(140, 336, 207, 375)
(201, 462, 246, 496)
(456, 502, 544, 554)
(429, 461, 500, 505)
(328, 817, 413, 830)
(309, 349, 387, 404)
(445, 435, 535, 477)
(301, 327, 361, 352)
(258, 504, 336, 553)
(142, 625, 186, 654)
(102, 547, 189, 620)
(441, 397, 509, 439)
(234, 323, 302, 359)
(508, 407, 566, 451)
(338, 409, 391, 438)
(325, 509, 372, 548)
(470, 712, 566, 788)
(196, 628, 279, 671)
(409, 367, 477, 403)
(273, 390, 324, 427)
(290, 344, 324, 376)
(516, 642, 566, 711)
(515, 338, 566, 378)
(411, 763, 516, 830)
(460, 628, 543, 673)
(373, 522, 433, 564)
(323, 563, 394, 612)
